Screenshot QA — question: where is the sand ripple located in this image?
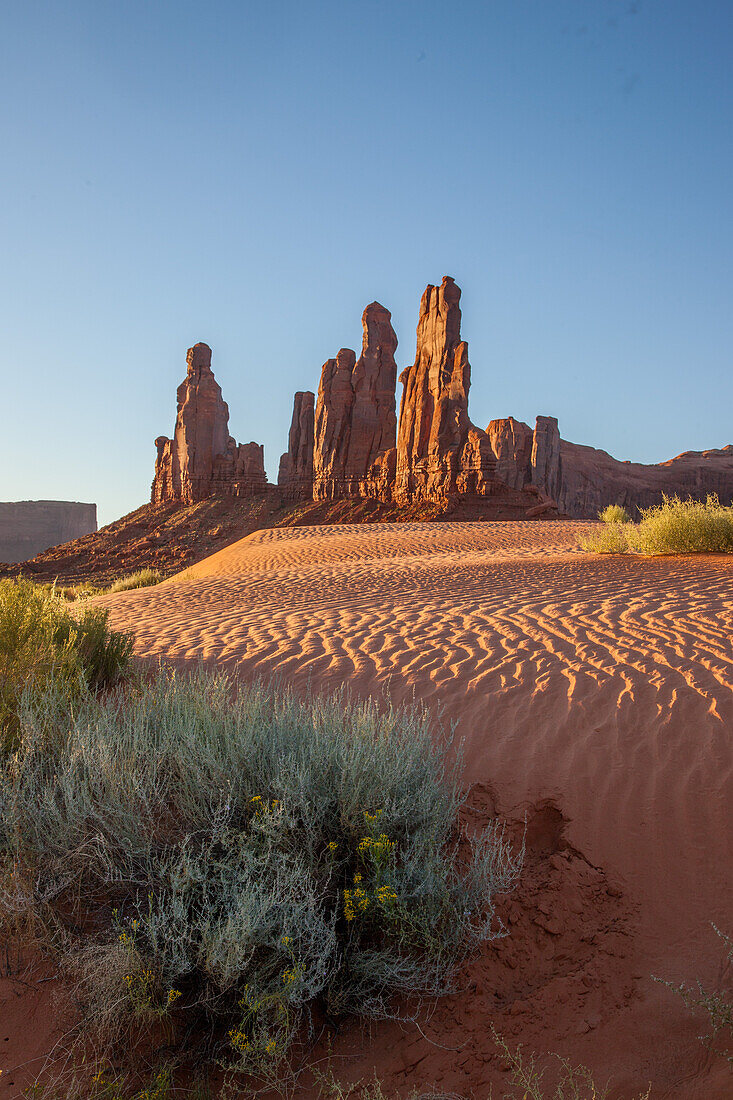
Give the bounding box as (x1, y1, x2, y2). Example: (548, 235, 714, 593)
(98, 520, 733, 1093)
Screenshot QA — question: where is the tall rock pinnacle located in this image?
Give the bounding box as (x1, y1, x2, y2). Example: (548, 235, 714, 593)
(312, 302, 399, 500)
(151, 343, 266, 504)
(278, 391, 315, 498)
(395, 276, 495, 502)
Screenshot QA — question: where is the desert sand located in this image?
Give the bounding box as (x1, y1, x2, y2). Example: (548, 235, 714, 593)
(4, 520, 731, 1097)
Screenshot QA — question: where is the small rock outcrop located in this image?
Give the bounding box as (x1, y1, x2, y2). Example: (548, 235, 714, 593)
(152, 343, 266, 504)
(313, 303, 398, 501)
(278, 391, 315, 498)
(395, 276, 496, 502)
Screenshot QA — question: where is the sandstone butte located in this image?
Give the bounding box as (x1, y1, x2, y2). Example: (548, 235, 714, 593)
(151, 342, 266, 505)
(150, 286, 733, 519)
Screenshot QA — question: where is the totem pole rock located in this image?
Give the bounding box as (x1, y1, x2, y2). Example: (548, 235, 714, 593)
(152, 343, 266, 504)
(395, 276, 496, 502)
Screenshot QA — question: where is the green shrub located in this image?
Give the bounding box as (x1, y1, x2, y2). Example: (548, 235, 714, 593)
(628, 494, 733, 555)
(599, 503, 633, 525)
(108, 569, 163, 594)
(578, 524, 630, 554)
(0, 669, 521, 1081)
(581, 495, 733, 556)
(0, 579, 133, 746)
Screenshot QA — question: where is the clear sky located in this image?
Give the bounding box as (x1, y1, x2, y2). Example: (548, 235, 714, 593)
(2, 0, 731, 526)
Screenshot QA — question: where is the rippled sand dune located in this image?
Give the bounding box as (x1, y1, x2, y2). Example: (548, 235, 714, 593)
(98, 521, 733, 1097)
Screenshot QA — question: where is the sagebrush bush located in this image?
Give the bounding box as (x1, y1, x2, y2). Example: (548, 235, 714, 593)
(599, 503, 633, 525)
(578, 524, 630, 554)
(0, 579, 133, 745)
(629, 494, 733, 555)
(0, 669, 521, 1081)
(580, 495, 733, 556)
(108, 569, 163, 594)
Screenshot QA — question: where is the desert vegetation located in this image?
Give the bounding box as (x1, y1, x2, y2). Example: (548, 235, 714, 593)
(0, 664, 522, 1090)
(107, 568, 164, 593)
(598, 503, 633, 525)
(580, 494, 733, 555)
(656, 924, 733, 1068)
(0, 577, 133, 747)
(43, 568, 164, 601)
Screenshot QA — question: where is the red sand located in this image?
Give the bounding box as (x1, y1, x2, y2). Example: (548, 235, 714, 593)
(2, 520, 731, 1097)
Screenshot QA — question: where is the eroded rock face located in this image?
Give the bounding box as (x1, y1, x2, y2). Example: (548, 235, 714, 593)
(313, 303, 398, 501)
(531, 415, 562, 502)
(278, 391, 315, 498)
(152, 343, 266, 504)
(557, 440, 733, 518)
(395, 276, 496, 502)
(485, 410, 733, 517)
(487, 418, 534, 490)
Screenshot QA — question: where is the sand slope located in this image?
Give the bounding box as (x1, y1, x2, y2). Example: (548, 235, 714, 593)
(90, 523, 733, 1094)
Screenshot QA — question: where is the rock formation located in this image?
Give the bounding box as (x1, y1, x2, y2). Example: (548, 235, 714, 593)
(152, 343, 266, 504)
(557, 440, 733, 518)
(487, 417, 534, 490)
(531, 415, 562, 502)
(312, 303, 398, 501)
(485, 413, 733, 517)
(278, 391, 315, 498)
(0, 501, 97, 564)
(146, 283, 733, 523)
(395, 276, 496, 502)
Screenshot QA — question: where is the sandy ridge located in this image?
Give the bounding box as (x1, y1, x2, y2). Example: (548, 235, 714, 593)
(94, 520, 733, 1096)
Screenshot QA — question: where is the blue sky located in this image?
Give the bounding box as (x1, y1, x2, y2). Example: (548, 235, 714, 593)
(2, 0, 731, 526)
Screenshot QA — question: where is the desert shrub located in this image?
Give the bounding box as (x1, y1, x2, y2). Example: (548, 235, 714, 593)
(578, 524, 630, 554)
(0, 669, 521, 1083)
(599, 503, 633, 525)
(24, 1064, 182, 1100)
(655, 924, 732, 1067)
(108, 569, 163, 594)
(0, 579, 133, 746)
(627, 494, 733, 555)
(581, 495, 733, 556)
(490, 1029, 651, 1099)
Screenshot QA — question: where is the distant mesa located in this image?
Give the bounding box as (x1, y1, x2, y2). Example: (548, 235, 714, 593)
(0, 500, 97, 564)
(152, 342, 266, 505)
(151, 281, 733, 519)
